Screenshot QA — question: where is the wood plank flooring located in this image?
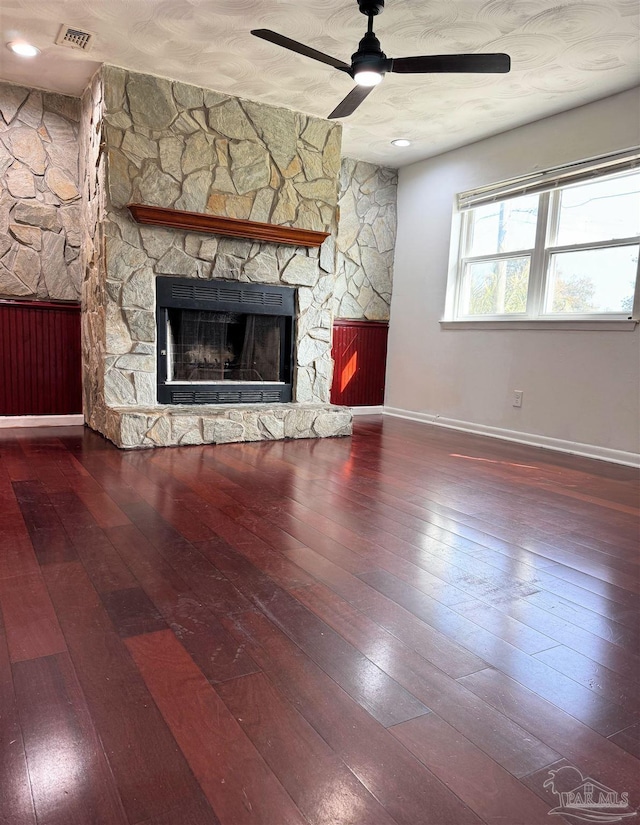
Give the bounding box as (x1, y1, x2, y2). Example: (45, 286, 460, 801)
(1, 416, 639, 825)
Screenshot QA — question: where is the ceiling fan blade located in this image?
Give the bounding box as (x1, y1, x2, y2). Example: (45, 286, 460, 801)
(391, 53, 511, 74)
(251, 29, 351, 72)
(328, 85, 375, 119)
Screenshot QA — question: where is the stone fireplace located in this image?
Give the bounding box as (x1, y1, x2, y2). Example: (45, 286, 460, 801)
(80, 66, 353, 448)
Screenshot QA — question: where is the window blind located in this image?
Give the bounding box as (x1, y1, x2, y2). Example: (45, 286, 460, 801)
(457, 147, 640, 210)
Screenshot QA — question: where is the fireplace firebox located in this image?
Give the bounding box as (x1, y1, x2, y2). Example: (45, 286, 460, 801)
(156, 277, 295, 405)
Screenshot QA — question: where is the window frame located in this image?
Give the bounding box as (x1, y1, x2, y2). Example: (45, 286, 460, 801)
(445, 160, 640, 328)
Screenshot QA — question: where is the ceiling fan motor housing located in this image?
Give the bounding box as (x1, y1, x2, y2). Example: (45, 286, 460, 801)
(357, 0, 385, 16)
(352, 30, 387, 73)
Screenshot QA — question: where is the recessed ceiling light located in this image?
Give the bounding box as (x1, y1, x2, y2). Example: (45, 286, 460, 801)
(7, 41, 40, 58)
(391, 139, 411, 147)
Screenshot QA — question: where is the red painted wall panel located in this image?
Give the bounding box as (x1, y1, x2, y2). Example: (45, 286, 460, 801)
(0, 300, 82, 416)
(330, 319, 388, 407)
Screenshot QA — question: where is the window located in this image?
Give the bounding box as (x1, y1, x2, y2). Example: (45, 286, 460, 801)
(448, 155, 640, 323)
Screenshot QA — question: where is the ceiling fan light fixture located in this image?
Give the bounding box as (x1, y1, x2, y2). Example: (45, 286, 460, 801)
(251, 0, 511, 120)
(354, 69, 383, 87)
(391, 139, 411, 147)
(7, 40, 40, 57)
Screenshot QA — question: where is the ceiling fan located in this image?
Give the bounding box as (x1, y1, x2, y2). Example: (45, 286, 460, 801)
(251, 0, 511, 119)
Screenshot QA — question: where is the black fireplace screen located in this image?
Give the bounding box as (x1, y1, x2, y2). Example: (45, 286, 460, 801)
(156, 277, 295, 405)
(168, 309, 284, 383)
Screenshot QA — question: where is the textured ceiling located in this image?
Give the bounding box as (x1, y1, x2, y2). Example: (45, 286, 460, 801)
(0, 0, 638, 166)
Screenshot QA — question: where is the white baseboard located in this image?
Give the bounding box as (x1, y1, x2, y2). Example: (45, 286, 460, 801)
(350, 406, 384, 416)
(383, 407, 640, 468)
(0, 414, 85, 429)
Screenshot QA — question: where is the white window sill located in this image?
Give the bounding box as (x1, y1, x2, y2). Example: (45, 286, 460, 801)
(440, 319, 638, 331)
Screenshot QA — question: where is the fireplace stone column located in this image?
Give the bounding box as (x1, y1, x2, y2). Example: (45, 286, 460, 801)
(80, 66, 352, 448)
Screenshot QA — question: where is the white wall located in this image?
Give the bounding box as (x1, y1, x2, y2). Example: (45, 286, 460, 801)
(387, 88, 640, 458)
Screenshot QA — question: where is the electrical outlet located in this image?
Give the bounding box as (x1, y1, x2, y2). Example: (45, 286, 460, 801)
(513, 390, 523, 408)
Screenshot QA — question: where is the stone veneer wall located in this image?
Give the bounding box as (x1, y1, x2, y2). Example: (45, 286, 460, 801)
(334, 157, 397, 320)
(81, 66, 353, 445)
(80, 71, 108, 426)
(0, 82, 82, 301)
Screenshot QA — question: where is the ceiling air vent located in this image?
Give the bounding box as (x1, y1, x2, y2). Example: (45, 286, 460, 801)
(55, 24, 95, 52)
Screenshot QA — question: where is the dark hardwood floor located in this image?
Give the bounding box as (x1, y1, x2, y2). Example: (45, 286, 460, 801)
(1, 416, 639, 825)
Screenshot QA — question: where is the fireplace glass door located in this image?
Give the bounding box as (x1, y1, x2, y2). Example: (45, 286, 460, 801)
(168, 309, 285, 384)
(156, 277, 295, 405)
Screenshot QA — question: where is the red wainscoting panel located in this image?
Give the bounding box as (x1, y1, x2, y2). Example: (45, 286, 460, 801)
(0, 300, 82, 416)
(330, 319, 389, 407)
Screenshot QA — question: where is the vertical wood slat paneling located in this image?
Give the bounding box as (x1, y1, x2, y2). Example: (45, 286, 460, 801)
(330, 319, 389, 407)
(0, 300, 82, 416)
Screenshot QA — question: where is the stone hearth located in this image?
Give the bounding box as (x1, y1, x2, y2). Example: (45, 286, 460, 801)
(104, 403, 352, 448)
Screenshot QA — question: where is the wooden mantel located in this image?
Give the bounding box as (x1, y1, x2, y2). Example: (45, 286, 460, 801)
(127, 204, 330, 248)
